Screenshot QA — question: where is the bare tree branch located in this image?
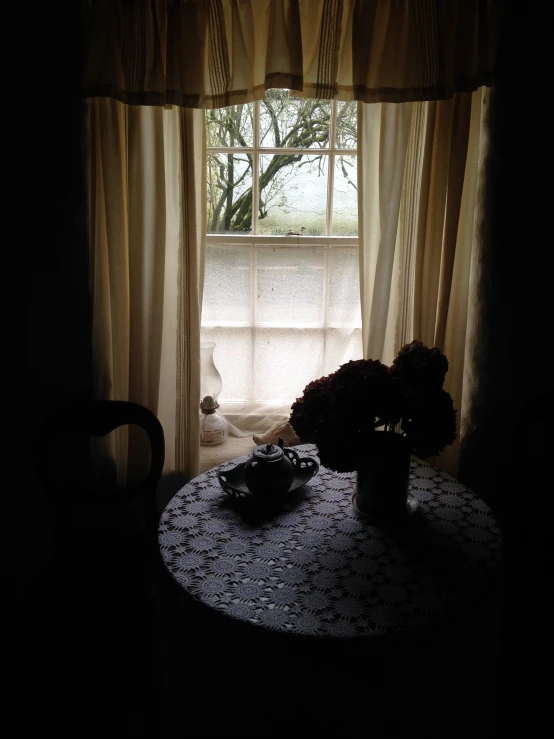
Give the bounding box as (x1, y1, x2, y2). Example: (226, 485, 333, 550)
(206, 93, 357, 233)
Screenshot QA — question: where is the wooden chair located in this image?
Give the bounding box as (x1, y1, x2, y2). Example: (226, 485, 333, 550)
(24, 399, 171, 735)
(26, 399, 168, 633)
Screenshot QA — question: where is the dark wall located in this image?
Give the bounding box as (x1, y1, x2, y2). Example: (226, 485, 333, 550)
(21, 1, 91, 603)
(30, 2, 91, 415)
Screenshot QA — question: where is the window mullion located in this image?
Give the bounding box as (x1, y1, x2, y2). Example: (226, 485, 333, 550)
(326, 101, 337, 237)
(322, 244, 330, 371)
(251, 243, 257, 408)
(252, 102, 260, 235)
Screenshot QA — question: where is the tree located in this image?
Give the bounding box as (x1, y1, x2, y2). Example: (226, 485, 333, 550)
(206, 90, 357, 234)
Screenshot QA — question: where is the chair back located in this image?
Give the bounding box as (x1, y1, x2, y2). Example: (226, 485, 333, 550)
(35, 399, 165, 546)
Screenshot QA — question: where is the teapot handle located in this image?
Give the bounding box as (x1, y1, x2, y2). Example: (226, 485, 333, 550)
(285, 448, 320, 480)
(283, 446, 300, 467)
(282, 442, 319, 480)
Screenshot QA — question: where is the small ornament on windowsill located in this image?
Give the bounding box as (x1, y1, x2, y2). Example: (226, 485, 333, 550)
(285, 227, 306, 236)
(200, 395, 227, 445)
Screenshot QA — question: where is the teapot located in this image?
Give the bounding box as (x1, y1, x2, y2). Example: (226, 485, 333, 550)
(243, 439, 298, 498)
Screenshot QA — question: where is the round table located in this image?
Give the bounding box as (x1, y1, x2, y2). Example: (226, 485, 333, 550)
(158, 444, 502, 639)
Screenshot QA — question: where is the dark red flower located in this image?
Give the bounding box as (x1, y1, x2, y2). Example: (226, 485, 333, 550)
(391, 340, 448, 391)
(400, 389, 457, 458)
(289, 341, 457, 472)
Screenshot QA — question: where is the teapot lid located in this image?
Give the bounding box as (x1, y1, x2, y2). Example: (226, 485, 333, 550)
(251, 443, 284, 462)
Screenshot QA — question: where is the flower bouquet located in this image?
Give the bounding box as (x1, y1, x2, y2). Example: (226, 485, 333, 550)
(289, 341, 457, 515)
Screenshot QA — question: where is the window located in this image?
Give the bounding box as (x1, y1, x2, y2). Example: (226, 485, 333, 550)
(201, 90, 362, 421)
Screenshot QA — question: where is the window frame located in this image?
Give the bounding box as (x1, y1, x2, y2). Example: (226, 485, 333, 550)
(202, 95, 362, 414)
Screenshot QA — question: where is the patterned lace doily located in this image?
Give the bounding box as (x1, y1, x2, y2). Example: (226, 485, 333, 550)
(159, 445, 502, 637)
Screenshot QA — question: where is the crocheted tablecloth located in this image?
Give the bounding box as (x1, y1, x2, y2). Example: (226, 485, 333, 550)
(158, 444, 502, 638)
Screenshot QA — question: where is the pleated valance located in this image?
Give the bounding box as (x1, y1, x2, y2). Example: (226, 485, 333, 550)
(82, 0, 502, 109)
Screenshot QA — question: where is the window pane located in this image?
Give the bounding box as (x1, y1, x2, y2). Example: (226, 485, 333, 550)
(202, 245, 252, 325)
(258, 154, 328, 235)
(323, 327, 363, 376)
(254, 328, 325, 406)
(256, 247, 325, 326)
(331, 155, 358, 236)
(201, 325, 362, 413)
(335, 101, 357, 149)
(207, 153, 253, 234)
(260, 90, 331, 149)
(206, 105, 254, 147)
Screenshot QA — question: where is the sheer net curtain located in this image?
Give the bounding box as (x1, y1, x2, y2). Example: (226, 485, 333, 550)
(87, 99, 205, 483)
(358, 88, 488, 475)
(201, 241, 362, 436)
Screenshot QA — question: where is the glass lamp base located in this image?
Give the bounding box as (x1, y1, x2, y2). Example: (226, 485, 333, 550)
(200, 412, 227, 445)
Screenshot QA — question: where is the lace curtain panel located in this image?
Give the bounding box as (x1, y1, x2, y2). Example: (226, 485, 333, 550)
(201, 240, 362, 430)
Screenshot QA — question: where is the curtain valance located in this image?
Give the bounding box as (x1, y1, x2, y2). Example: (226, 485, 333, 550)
(83, 0, 501, 109)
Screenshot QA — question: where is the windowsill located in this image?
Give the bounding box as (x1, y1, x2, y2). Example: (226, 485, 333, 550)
(198, 433, 256, 475)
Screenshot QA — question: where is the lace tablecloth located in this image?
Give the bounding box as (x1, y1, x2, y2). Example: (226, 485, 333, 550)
(158, 445, 502, 638)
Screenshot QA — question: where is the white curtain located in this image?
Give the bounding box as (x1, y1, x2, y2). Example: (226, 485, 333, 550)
(358, 88, 488, 475)
(87, 99, 205, 483)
